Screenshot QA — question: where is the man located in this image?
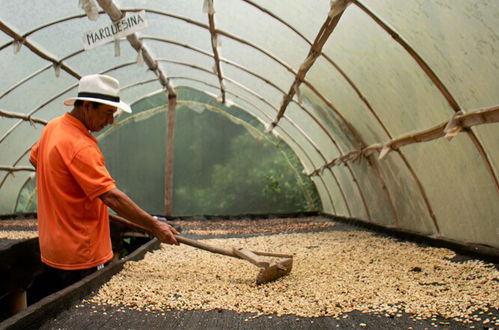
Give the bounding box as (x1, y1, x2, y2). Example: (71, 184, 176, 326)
(30, 74, 178, 289)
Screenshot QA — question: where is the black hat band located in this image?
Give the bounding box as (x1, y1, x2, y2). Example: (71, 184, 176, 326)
(78, 92, 120, 103)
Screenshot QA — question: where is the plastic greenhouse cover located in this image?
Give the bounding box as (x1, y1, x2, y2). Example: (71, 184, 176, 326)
(0, 0, 498, 250)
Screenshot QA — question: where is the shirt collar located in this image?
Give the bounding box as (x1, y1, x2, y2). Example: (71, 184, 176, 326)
(63, 113, 98, 143)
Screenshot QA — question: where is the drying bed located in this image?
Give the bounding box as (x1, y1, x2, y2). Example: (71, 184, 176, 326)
(0, 219, 38, 241)
(14, 216, 498, 329)
(168, 216, 336, 237)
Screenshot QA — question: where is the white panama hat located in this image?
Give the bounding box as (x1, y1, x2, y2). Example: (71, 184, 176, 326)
(63, 74, 132, 114)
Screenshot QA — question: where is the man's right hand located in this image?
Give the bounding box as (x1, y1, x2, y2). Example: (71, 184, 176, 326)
(101, 188, 180, 245)
(151, 219, 179, 245)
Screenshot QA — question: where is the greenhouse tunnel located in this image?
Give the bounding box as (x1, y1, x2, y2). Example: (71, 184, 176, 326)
(0, 0, 498, 327)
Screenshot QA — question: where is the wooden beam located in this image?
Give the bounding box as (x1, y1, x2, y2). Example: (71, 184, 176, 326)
(0, 109, 47, 126)
(205, 0, 226, 103)
(309, 105, 499, 174)
(95, 0, 175, 96)
(271, 0, 352, 128)
(164, 95, 177, 216)
(0, 21, 80, 79)
(0, 166, 35, 172)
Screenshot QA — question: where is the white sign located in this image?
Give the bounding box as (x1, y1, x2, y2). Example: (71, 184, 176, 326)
(83, 10, 148, 50)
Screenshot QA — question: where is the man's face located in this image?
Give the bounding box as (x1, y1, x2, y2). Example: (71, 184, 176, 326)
(83, 102, 117, 132)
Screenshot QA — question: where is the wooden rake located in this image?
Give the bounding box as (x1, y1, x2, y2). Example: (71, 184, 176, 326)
(110, 215, 293, 285)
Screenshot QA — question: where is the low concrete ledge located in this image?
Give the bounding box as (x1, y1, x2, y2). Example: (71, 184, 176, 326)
(0, 238, 160, 330)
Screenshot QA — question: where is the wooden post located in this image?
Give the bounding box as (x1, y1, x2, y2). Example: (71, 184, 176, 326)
(164, 94, 177, 216)
(7, 289, 27, 315)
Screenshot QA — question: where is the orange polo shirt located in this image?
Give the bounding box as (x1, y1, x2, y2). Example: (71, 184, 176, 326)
(30, 113, 115, 270)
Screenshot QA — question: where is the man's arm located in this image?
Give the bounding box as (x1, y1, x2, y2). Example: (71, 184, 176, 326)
(100, 188, 179, 245)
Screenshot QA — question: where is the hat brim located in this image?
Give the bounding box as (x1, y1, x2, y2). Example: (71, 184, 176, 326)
(63, 97, 132, 113)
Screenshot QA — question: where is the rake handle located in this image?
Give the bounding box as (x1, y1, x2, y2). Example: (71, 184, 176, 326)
(175, 235, 238, 258)
(109, 214, 239, 258)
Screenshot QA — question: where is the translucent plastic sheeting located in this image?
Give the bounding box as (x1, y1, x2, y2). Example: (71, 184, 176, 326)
(64, 41, 139, 76)
(250, 0, 330, 43)
(0, 169, 31, 214)
(0, 71, 76, 120)
(163, 65, 220, 88)
(224, 82, 277, 120)
(146, 39, 216, 71)
(402, 134, 499, 247)
(472, 125, 499, 183)
(285, 101, 340, 163)
(300, 85, 360, 154)
(219, 35, 296, 95)
(25, 16, 95, 60)
(306, 56, 391, 146)
(330, 165, 368, 221)
(216, 0, 310, 72)
(0, 73, 77, 159)
(222, 63, 284, 112)
(348, 159, 395, 227)
(362, 0, 499, 110)
(272, 126, 315, 176)
(320, 170, 349, 217)
(374, 153, 437, 235)
(278, 117, 324, 173)
(1, 122, 42, 165)
(311, 176, 333, 215)
(0, 1, 80, 33)
(143, 11, 213, 53)
(118, 0, 209, 26)
(0, 44, 50, 94)
(323, 4, 453, 137)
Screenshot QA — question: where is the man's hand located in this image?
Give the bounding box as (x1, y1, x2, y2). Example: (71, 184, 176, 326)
(151, 220, 179, 245)
(101, 188, 180, 245)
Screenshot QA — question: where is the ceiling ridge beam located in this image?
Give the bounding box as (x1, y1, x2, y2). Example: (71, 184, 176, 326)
(95, 0, 176, 96)
(269, 0, 352, 129)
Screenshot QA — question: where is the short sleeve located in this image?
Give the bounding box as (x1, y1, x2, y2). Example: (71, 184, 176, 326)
(30, 142, 39, 167)
(69, 146, 116, 200)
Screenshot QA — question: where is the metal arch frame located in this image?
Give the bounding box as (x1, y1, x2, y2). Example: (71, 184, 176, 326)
(137, 40, 359, 216)
(0, 39, 357, 218)
(97, 92, 321, 211)
(1, 2, 493, 226)
(132, 0, 450, 227)
(169, 75, 348, 216)
(186, 1, 436, 228)
(176, 85, 338, 214)
(2, 7, 388, 221)
(130, 7, 398, 223)
(101, 76, 343, 215)
(165, 66, 357, 215)
(0, 77, 342, 216)
(353, 0, 499, 195)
